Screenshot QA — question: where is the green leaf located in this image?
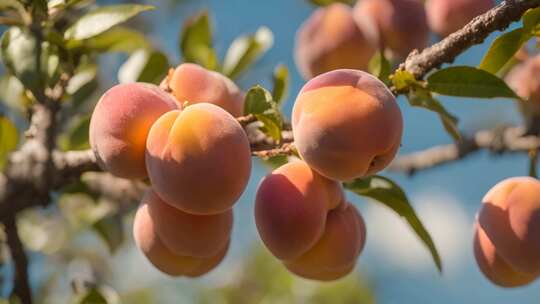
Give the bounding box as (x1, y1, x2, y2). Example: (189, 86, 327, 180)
(523, 7, 540, 32)
(118, 49, 169, 84)
(0, 116, 18, 169)
(67, 27, 151, 53)
(65, 4, 154, 41)
(0, 75, 27, 115)
(61, 115, 90, 151)
(344, 175, 442, 273)
(271, 64, 289, 106)
(262, 155, 289, 170)
(408, 88, 461, 141)
(390, 70, 417, 91)
(478, 28, 529, 74)
(427, 66, 518, 99)
(244, 86, 283, 141)
(93, 214, 124, 254)
(78, 288, 107, 304)
(223, 26, 273, 79)
(180, 10, 219, 70)
(67, 64, 98, 110)
(308, 0, 355, 6)
(368, 51, 391, 85)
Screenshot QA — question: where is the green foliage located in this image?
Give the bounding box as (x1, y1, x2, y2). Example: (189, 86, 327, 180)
(118, 49, 169, 84)
(390, 69, 418, 92)
(408, 88, 461, 141)
(427, 66, 518, 99)
(64, 4, 154, 41)
(369, 51, 391, 85)
(60, 115, 91, 151)
(67, 27, 151, 54)
(344, 175, 443, 273)
(180, 10, 219, 70)
(223, 27, 274, 79)
(272, 64, 289, 106)
(308, 0, 356, 6)
(92, 214, 124, 254)
(244, 85, 283, 141)
(0, 116, 18, 169)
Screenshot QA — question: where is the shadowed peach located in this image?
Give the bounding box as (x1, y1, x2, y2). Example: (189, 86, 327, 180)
(145, 103, 251, 215)
(89, 83, 177, 179)
(292, 69, 402, 181)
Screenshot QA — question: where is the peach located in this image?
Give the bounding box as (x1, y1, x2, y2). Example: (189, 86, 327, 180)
(478, 177, 540, 274)
(284, 203, 366, 281)
(505, 55, 540, 129)
(255, 160, 344, 260)
(143, 189, 232, 258)
(292, 69, 402, 181)
(353, 0, 429, 59)
(165, 63, 244, 117)
(89, 83, 178, 179)
(133, 202, 228, 277)
(474, 225, 537, 287)
(426, 0, 494, 37)
(145, 103, 251, 215)
(294, 3, 378, 80)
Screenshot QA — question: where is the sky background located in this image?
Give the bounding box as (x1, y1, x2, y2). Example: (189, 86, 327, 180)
(9, 0, 540, 303)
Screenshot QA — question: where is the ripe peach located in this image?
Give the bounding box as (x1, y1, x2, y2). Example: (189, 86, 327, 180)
(133, 202, 228, 277)
(143, 189, 232, 258)
(292, 69, 402, 181)
(284, 203, 366, 281)
(255, 160, 344, 260)
(353, 0, 429, 59)
(165, 63, 244, 117)
(145, 103, 251, 215)
(473, 225, 537, 287)
(426, 0, 494, 37)
(478, 177, 540, 274)
(294, 3, 378, 80)
(89, 83, 178, 179)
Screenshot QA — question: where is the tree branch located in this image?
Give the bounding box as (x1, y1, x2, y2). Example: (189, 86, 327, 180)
(402, 0, 540, 79)
(5, 216, 31, 304)
(389, 126, 540, 175)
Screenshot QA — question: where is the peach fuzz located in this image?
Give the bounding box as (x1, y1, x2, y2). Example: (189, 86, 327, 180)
(165, 63, 244, 117)
(353, 0, 429, 60)
(145, 103, 251, 215)
(294, 3, 378, 80)
(89, 83, 178, 179)
(478, 177, 540, 274)
(474, 224, 537, 287)
(284, 203, 366, 281)
(255, 160, 344, 261)
(143, 189, 232, 258)
(426, 0, 494, 37)
(292, 69, 402, 181)
(133, 202, 228, 277)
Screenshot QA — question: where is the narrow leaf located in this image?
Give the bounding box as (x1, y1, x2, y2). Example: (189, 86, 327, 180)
(93, 214, 124, 254)
(427, 66, 518, 99)
(180, 10, 219, 70)
(244, 85, 275, 115)
(271, 64, 289, 106)
(118, 49, 169, 84)
(65, 4, 154, 40)
(308, 0, 355, 6)
(67, 27, 151, 53)
(344, 176, 442, 272)
(223, 26, 273, 79)
(478, 28, 529, 74)
(368, 51, 391, 85)
(523, 7, 540, 32)
(0, 116, 18, 169)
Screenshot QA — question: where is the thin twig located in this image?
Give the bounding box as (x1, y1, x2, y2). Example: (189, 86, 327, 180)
(5, 216, 31, 304)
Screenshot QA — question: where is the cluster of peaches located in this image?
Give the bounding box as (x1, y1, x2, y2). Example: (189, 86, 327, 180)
(89, 62, 403, 280)
(295, 0, 494, 79)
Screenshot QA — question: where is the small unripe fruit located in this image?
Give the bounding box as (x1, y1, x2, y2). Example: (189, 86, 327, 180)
(294, 3, 378, 80)
(145, 103, 251, 215)
(89, 83, 177, 179)
(426, 0, 494, 37)
(292, 69, 402, 181)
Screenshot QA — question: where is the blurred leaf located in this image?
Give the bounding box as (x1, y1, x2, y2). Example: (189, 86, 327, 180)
(180, 10, 219, 70)
(344, 175, 442, 273)
(478, 28, 529, 74)
(59, 193, 113, 228)
(17, 210, 67, 254)
(78, 288, 107, 304)
(93, 214, 124, 254)
(244, 85, 283, 141)
(64, 4, 154, 41)
(408, 88, 461, 141)
(68, 27, 150, 53)
(67, 64, 98, 110)
(0, 75, 27, 114)
(0, 116, 18, 169)
(308, 0, 355, 6)
(118, 49, 169, 84)
(391, 69, 417, 91)
(271, 64, 289, 106)
(61, 115, 90, 151)
(223, 26, 273, 79)
(369, 51, 391, 85)
(427, 66, 519, 99)
(262, 155, 289, 170)
(523, 7, 540, 32)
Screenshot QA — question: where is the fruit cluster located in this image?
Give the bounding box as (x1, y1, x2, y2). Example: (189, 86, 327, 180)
(295, 0, 494, 79)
